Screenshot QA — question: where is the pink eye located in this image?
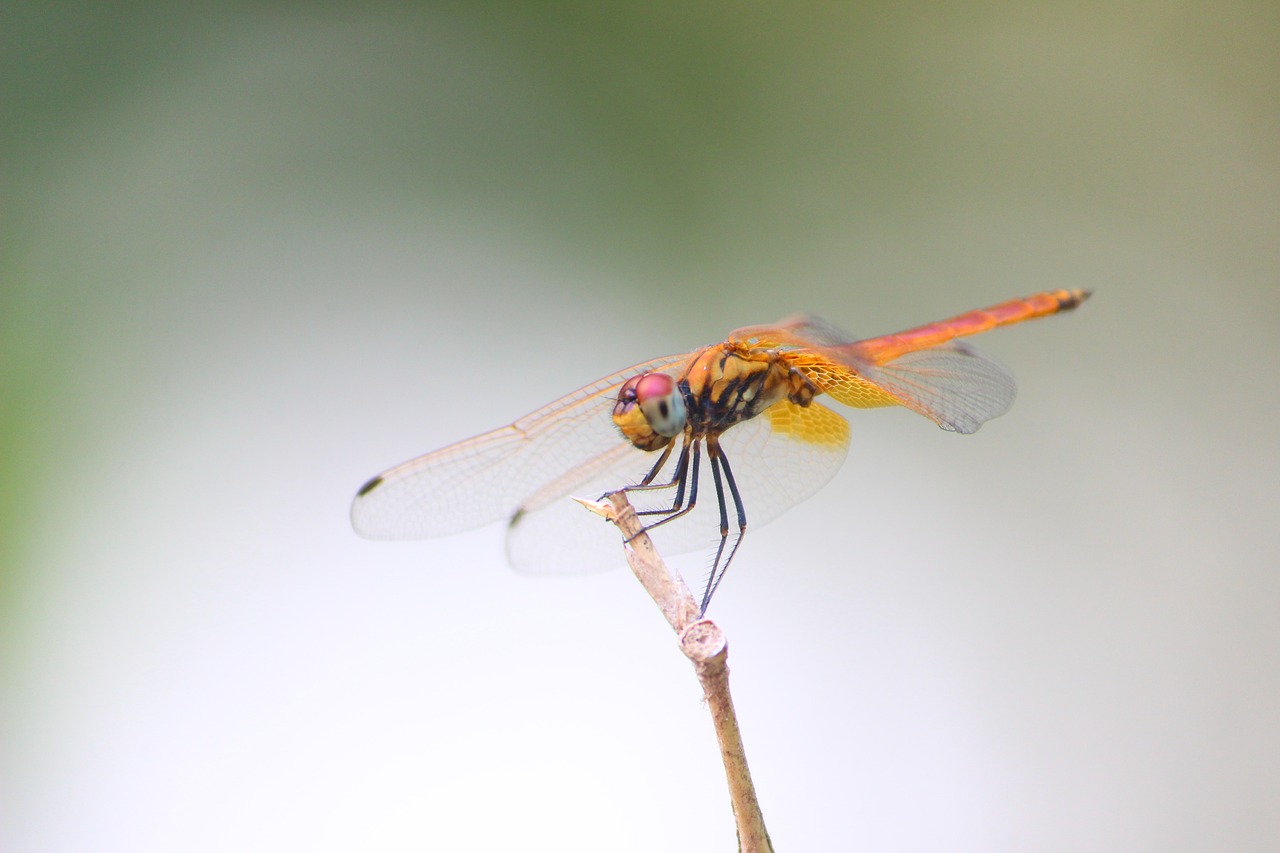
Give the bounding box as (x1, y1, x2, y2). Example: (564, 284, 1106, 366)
(634, 372, 675, 402)
(632, 372, 686, 438)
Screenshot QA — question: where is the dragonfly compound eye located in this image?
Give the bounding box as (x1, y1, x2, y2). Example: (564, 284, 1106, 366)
(634, 372, 687, 438)
(613, 374, 671, 451)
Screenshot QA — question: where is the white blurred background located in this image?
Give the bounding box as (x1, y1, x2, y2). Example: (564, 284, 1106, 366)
(2, 4, 1277, 851)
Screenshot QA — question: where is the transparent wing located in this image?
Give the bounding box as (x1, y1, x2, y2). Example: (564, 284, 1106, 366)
(853, 342, 1015, 434)
(729, 313, 856, 349)
(350, 353, 689, 540)
(505, 399, 851, 575)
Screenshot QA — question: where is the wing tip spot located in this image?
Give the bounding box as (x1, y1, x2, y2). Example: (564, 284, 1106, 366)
(356, 474, 384, 497)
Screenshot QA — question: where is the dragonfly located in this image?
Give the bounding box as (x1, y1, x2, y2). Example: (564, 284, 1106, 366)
(352, 289, 1090, 613)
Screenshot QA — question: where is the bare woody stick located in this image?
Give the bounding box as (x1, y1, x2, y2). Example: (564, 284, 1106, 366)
(575, 493, 773, 853)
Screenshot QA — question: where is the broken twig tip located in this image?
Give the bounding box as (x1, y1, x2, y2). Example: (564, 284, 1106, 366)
(571, 495, 616, 521)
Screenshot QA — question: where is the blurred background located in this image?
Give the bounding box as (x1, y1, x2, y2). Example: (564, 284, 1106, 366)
(3, 3, 1277, 851)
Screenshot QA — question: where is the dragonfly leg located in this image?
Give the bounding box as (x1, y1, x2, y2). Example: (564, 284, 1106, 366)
(703, 445, 731, 614)
(625, 439, 701, 541)
(635, 441, 675, 487)
(625, 436, 687, 501)
(700, 437, 747, 615)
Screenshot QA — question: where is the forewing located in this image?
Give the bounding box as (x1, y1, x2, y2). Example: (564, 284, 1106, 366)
(350, 353, 688, 540)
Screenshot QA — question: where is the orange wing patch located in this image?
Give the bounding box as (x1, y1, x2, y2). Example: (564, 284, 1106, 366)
(786, 353, 902, 409)
(765, 399, 851, 447)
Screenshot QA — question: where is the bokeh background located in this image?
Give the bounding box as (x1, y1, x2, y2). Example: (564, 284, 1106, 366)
(3, 4, 1277, 851)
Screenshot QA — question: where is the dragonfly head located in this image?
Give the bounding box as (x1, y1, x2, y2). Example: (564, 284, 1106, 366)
(613, 372, 687, 451)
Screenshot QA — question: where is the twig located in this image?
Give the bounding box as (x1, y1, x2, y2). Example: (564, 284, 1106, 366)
(577, 493, 773, 853)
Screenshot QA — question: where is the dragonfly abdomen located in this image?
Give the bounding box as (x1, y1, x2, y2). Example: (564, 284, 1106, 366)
(852, 288, 1092, 365)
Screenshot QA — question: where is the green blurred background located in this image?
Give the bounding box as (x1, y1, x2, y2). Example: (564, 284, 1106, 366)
(3, 3, 1277, 850)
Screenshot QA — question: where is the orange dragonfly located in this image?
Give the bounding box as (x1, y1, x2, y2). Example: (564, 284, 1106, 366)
(352, 289, 1090, 612)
